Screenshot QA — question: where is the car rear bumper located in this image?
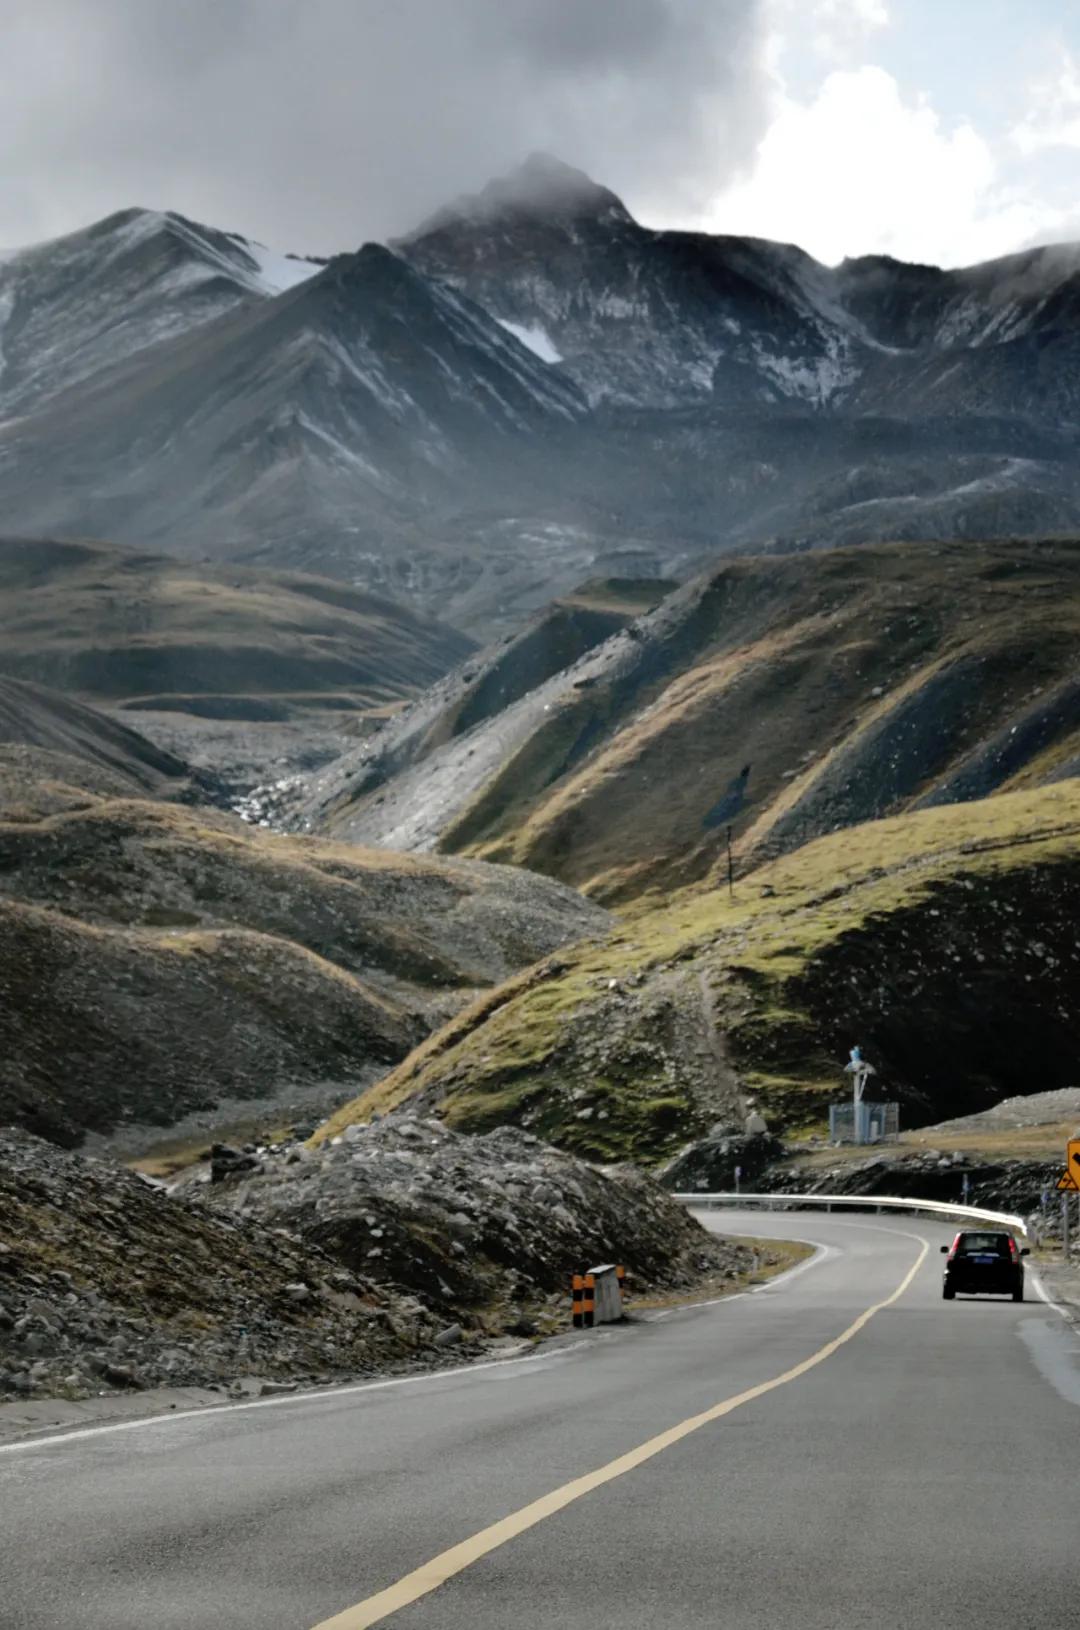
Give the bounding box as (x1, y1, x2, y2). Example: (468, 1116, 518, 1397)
(943, 1272, 1022, 1294)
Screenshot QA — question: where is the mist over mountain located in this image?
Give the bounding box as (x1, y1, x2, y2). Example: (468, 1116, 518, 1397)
(2, 156, 1080, 636)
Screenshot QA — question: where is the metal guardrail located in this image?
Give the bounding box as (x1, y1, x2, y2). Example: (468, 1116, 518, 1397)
(673, 1192, 1030, 1238)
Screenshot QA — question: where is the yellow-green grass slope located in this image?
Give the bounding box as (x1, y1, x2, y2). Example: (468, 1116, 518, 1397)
(435, 539, 1080, 903)
(317, 780, 1080, 1163)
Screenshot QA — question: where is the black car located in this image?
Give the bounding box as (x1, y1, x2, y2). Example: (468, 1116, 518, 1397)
(941, 1230, 1029, 1301)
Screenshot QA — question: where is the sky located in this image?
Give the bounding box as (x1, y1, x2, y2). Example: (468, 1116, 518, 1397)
(2, 0, 1080, 267)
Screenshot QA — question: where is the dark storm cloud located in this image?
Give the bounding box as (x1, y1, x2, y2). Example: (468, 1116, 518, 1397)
(0, 1, 771, 252)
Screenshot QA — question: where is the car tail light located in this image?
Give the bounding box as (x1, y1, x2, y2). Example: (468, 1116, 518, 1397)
(1008, 1238, 1018, 1261)
(948, 1234, 961, 1259)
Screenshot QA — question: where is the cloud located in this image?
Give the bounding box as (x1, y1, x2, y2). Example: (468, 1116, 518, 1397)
(1012, 53, 1080, 154)
(0, 0, 772, 252)
(706, 64, 1062, 266)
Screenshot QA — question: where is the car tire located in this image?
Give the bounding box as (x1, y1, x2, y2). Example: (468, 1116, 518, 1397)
(943, 1285, 955, 1300)
(1012, 1286, 1023, 1303)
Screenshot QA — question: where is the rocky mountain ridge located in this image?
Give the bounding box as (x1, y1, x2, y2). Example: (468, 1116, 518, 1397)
(2, 160, 1080, 633)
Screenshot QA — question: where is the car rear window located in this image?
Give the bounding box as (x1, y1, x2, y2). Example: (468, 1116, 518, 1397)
(956, 1233, 1009, 1254)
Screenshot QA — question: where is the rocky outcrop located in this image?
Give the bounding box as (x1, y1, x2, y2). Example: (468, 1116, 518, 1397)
(659, 1132, 785, 1194)
(0, 1129, 442, 1403)
(203, 1115, 752, 1328)
(0, 1119, 752, 1404)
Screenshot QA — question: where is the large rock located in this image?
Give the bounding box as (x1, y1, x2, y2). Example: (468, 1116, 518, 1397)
(659, 1132, 784, 1194)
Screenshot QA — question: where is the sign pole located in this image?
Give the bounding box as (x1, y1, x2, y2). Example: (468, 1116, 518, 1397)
(1064, 1194, 1071, 1261)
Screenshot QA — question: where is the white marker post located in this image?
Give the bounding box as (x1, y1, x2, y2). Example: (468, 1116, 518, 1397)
(843, 1046, 876, 1144)
(734, 1164, 742, 1196)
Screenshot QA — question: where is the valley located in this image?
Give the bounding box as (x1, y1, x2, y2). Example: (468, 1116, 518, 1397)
(2, 153, 1079, 1431)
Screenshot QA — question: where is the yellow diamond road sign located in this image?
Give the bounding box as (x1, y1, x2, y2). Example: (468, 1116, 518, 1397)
(1070, 1139, 1080, 1174)
(1057, 1170, 1079, 1192)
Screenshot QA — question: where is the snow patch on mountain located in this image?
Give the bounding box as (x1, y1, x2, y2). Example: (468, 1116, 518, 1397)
(754, 336, 857, 405)
(231, 238, 322, 297)
(496, 319, 562, 364)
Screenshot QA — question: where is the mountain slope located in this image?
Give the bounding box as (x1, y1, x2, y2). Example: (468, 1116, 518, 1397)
(0, 536, 473, 719)
(0, 675, 194, 815)
(402, 153, 867, 409)
(0, 244, 584, 582)
(0, 785, 607, 1147)
(296, 538, 1080, 903)
(405, 155, 1080, 421)
(0, 207, 319, 417)
(316, 779, 1080, 1161)
(3, 167, 1080, 633)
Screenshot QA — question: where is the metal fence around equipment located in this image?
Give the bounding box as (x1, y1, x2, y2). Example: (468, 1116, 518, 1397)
(829, 1100, 899, 1144)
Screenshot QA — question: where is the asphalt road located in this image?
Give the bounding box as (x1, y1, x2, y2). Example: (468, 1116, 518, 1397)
(2, 1211, 1078, 1630)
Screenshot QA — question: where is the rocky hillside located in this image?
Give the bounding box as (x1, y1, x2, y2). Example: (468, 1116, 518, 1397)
(0, 675, 200, 817)
(0, 1120, 750, 1403)
(0, 207, 320, 420)
(204, 1115, 749, 1332)
(0, 536, 472, 721)
(0, 795, 608, 1147)
(2, 162, 1080, 633)
(297, 539, 1080, 903)
(0, 1128, 438, 1403)
(298, 575, 675, 842)
(316, 781, 1080, 1163)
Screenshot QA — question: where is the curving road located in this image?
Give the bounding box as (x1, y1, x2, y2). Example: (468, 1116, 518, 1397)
(2, 1212, 1078, 1629)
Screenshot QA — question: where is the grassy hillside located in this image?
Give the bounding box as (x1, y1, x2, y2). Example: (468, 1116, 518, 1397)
(0, 796, 607, 1147)
(0, 536, 473, 720)
(316, 780, 1080, 1162)
(307, 539, 1080, 904)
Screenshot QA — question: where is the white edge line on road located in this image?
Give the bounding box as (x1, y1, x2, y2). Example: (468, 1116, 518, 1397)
(1028, 1266, 1072, 1322)
(0, 1220, 841, 1456)
(647, 1237, 832, 1320)
(0, 1343, 591, 1456)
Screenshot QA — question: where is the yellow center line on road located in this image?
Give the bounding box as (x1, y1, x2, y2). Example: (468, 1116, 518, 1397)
(311, 1238, 929, 1630)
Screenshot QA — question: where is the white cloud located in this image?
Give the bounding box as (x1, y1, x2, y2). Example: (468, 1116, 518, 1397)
(766, 0, 888, 70)
(1012, 53, 1080, 154)
(706, 65, 1062, 266)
